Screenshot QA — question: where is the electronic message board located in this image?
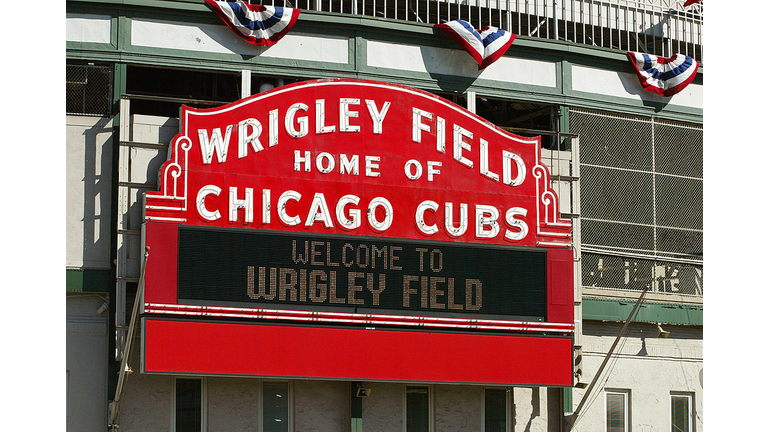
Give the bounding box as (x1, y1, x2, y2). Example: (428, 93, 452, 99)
(178, 226, 547, 320)
(141, 79, 575, 385)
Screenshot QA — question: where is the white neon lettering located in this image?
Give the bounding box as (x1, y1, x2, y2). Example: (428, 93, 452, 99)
(238, 118, 263, 159)
(277, 190, 302, 226)
(198, 125, 232, 164)
(415, 200, 439, 235)
(196, 185, 221, 221)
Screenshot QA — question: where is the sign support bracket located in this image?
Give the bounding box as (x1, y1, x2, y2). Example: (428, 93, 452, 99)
(565, 284, 650, 431)
(108, 247, 149, 429)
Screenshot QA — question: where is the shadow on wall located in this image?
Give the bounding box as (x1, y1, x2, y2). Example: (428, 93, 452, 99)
(522, 387, 540, 432)
(420, 36, 482, 94)
(618, 66, 671, 113)
(80, 117, 114, 267)
(197, 21, 270, 61)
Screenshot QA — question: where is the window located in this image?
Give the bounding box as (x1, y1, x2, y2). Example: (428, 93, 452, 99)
(671, 393, 694, 432)
(263, 381, 290, 432)
(174, 377, 205, 432)
(475, 97, 561, 149)
(66, 61, 113, 116)
(605, 390, 629, 432)
(483, 388, 509, 432)
(405, 385, 431, 432)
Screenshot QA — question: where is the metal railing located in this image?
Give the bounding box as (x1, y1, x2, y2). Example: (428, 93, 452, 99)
(266, 0, 703, 62)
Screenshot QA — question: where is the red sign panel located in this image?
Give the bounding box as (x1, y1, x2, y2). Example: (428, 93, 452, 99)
(142, 79, 574, 385)
(144, 319, 573, 386)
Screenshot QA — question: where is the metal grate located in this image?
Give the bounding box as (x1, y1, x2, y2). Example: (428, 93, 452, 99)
(569, 108, 702, 296)
(67, 63, 112, 116)
(582, 251, 702, 296)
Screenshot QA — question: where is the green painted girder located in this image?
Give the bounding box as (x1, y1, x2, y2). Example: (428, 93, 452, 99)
(66, 268, 112, 293)
(582, 297, 702, 326)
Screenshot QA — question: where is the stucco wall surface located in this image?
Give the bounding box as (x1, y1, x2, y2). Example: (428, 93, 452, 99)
(294, 380, 349, 432)
(66, 116, 114, 269)
(513, 387, 561, 432)
(362, 382, 404, 432)
(66, 295, 109, 432)
(118, 344, 172, 432)
(572, 324, 703, 432)
(434, 384, 482, 432)
(119, 367, 567, 431)
(207, 377, 261, 431)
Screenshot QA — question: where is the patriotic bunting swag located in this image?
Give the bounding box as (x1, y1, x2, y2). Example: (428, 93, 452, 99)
(204, 0, 300, 47)
(627, 52, 699, 97)
(435, 20, 516, 70)
(683, 0, 702, 7)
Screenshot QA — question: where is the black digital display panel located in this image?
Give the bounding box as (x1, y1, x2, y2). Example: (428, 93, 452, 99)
(178, 226, 547, 320)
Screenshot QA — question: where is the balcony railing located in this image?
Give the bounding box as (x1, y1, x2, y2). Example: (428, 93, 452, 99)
(264, 0, 703, 62)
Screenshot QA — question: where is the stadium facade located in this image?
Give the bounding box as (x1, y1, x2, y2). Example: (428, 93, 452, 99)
(66, 1, 703, 431)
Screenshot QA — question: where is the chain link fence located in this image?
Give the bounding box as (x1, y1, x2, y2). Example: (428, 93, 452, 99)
(67, 63, 113, 116)
(569, 108, 702, 296)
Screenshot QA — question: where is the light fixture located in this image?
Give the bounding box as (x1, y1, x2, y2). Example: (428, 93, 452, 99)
(356, 385, 371, 397)
(656, 323, 670, 338)
(574, 370, 588, 388)
(97, 301, 109, 315)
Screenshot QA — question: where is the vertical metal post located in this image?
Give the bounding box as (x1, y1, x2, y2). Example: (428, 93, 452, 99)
(241, 69, 252, 98)
(651, 117, 657, 259)
(568, 132, 581, 344)
(115, 96, 131, 362)
(351, 382, 363, 432)
(664, 8, 672, 56)
(466, 91, 476, 113)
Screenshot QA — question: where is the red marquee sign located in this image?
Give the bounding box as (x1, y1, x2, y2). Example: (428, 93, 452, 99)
(141, 79, 574, 386)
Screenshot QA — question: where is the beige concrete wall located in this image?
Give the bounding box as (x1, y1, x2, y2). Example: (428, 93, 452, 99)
(207, 377, 261, 431)
(361, 381, 558, 432)
(572, 322, 703, 432)
(117, 344, 173, 432)
(362, 382, 404, 432)
(434, 384, 482, 432)
(66, 116, 114, 269)
(120, 366, 352, 431)
(295, 380, 349, 432)
(66, 295, 109, 432)
(115, 370, 601, 432)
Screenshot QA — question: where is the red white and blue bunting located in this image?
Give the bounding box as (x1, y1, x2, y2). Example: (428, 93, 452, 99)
(435, 20, 516, 70)
(204, 0, 300, 47)
(627, 52, 699, 97)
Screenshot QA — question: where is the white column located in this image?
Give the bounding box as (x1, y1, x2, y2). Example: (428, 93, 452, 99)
(241, 69, 251, 98)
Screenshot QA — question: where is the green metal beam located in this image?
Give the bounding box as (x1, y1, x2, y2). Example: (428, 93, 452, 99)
(563, 386, 573, 414)
(351, 382, 363, 432)
(66, 268, 111, 293)
(582, 297, 702, 326)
